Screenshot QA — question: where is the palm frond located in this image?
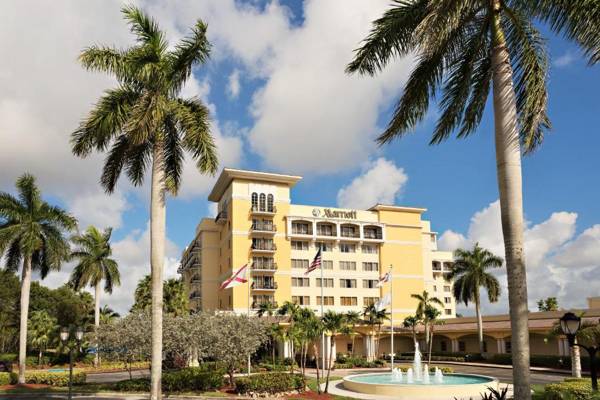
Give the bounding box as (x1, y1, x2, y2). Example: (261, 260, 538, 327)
(121, 5, 167, 54)
(162, 116, 183, 195)
(100, 135, 131, 193)
(167, 20, 210, 94)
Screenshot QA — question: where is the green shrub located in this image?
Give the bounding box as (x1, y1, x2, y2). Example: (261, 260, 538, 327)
(544, 379, 594, 400)
(258, 362, 288, 372)
(25, 355, 50, 367)
(114, 368, 224, 393)
(234, 372, 303, 394)
(0, 354, 16, 363)
(8, 370, 87, 386)
(114, 378, 150, 392)
(282, 357, 295, 366)
(0, 372, 11, 386)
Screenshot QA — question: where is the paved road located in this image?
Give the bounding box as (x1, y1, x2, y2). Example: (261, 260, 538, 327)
(86, 369, 149, 383)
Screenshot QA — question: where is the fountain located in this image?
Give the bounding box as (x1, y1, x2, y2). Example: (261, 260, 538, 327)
(342, 341, 498, 399)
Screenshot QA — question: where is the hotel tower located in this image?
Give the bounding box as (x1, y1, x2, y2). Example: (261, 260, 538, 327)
(179, 168, 455, 324)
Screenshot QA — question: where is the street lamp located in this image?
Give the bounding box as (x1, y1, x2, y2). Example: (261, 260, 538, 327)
(60, 326, 84, 400)
(559, 312, 598, 392)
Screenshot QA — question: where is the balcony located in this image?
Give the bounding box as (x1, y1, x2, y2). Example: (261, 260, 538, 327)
(251, 243, 277, 253)
(189, 292, 201, 300)
(252, 301, 278, 309)
(252, 262, 278, 272)
(251, 223, 277, 234)
(340, 231, 360, 239)
(215, 210, 228, 224)
(250, 205, 277, 216)
(252, 281, 278, 290)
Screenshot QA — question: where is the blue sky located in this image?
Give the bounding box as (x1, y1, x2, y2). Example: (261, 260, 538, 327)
(1, 0, 599, 314)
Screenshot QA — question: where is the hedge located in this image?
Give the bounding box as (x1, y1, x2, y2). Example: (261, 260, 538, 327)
(114, 368, 224, 393)
(234, 372, 303, 394)
(0, 372, 11, 386)
(544, 379, 598, 400)
(5, 371, 87, 386)
(488, 354, 592, 371)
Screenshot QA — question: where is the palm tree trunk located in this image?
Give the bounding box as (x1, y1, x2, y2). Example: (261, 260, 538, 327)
(324, 336, 334, 393)
(18, 256, 32, 384)
(475, 295, 484, 355)
(491, 5, 531, 399)
(428, 326, 433, 365)
(94, 283, 101, 368)
(313, 343, 321, 394)
(424, 323, 429, 353)
(150, 140, 167, 400)
(571, 338, 581, 378)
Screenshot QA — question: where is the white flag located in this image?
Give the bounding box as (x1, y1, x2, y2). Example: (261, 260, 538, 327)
(376, 272, 391, 288)
(375, 293, 391, 311)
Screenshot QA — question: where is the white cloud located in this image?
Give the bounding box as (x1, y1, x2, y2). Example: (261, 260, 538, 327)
(438, 201, 599, 315)
(226, 69, 241, 99)
(337, 158, 408, 209)
(68, 189, 129, 230)
(553, 51, 576, 68)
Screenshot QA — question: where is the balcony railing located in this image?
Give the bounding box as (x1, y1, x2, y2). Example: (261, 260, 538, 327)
(189, 292, 201, 299)
(252, 262, 278, 271)
(251, 223, 277, 232)
(291, 228, 312, 235)
(215, 210, 228, 224)
(251, 243, 277, 251)
(252, 301, 278, 309)
(340, 231, 360, 238)
(252, 282, 278, 290)
(316, 230, 336, 237)
(363, 231, 383, 239)
(250, 205, 277, 215)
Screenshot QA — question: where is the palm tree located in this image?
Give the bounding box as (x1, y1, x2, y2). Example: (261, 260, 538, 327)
(423, 305, 442, 364)
(28, 310, 57, 366)
(345, 311, 361, 355)
(69, 226, 120, 367)
(163, 279, 188, 316)
(322, 310, 345, 393)
(411, 291, 443, 351)
(402, 315, 421, 345)
(362, 304, 389, 358)
(99, 305, 120, 325)
(346, 2, 600, 398)
(0, 174, 76, 383)
(449, 243, 503, 354)
(257, 302, 277, 318)
(72, 6, 218, 398)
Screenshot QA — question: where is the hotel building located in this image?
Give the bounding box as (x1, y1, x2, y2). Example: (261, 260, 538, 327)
(179, 168, 456, 324)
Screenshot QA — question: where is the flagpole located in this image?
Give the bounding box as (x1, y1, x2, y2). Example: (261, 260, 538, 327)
(320, 248, 325, 383)
(247, 261, 252, 376)
(389, 264, 394, 371)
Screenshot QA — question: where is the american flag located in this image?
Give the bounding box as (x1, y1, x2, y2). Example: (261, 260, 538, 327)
(305, 248, 322, 275)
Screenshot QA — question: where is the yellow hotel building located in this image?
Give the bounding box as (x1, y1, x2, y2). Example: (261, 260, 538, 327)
(180, 168, 456, 324)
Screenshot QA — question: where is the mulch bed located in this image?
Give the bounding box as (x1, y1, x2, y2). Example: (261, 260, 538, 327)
(0, 383, 51, 390)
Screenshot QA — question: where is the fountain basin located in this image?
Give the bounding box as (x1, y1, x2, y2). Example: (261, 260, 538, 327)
(343, 373, 498, 399)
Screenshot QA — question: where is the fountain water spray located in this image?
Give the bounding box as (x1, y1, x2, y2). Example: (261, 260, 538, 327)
(406, 368, 414, 383)
(434, 367, 444, 384)
(391, 368, 403, 382)
(422, 363, 430, 384)
(413, 342, 422, 381)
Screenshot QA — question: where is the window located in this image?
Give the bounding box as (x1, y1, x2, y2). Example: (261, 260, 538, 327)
(444, 285, 451, 292)
(316, 242, 333, 252)
(340, 279, 356, 288)
(445, 309, 452, 315)
(362, 262, 379, 272)
(363, 279, 379, 289)
(361, 245, 378, 254)
(316, 278, 334, 288)
(317, 224, 335, 236)
(340, 243, 356, 253)
(267, 194, 274, 212)
(251, 192, 258, 210)
(459, 341, 466, 352)
(339, 261, 356, 271)
(341, 225, 358, 237)
(292, 296, 310, 305)
(252, 238, 274, 250)
(292, 277, 310, 287)
(340, 297, 358, 306)
(291, 241, 309, 250)
(347, 343, 353, 353)
(259, 193, 266, 211)
(322, 260, 333, 269)
(363, 297, 379, 306)
(291, 259, 309, 269)
(364, 227, 381, 239)
(252, 257, 275, 270)
(433, 285, 437, 292)
(316, 296, 334, 306)
(505, 340, 511, 353)
(292, 222, 311, 235)
(441, 341, 448, 352)
(445, 297, 451, 304)
(483, 341, 488, 353)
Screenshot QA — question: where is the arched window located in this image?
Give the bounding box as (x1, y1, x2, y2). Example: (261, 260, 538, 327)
(259, 193, 266, 211)
(251, 192, 258, 211)
(267, 194, 274, 212)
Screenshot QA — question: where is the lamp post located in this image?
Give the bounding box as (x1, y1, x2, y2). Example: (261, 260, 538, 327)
(60, 326, 84, 400)
(559, 312, 598, 392)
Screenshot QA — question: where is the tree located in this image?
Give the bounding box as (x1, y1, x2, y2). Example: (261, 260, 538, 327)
(346, 2, 600, 398)
(449, 243, 503, 354)
(99, 305, 120, 325)
(411, 291, 443, 351)
(322, 310, 345, 393)
(0, 270, 20, 353)
(72, 6, 218, 398)
(537, 297, 559, 312)
(0, 174, 76, 383)
(131, 275, 189, 316)
(256, 302, 277, 318)
(362, 303, 389, 358)
(294, 308, 322, 389)
(69, 226, 120, 366)
(402, 315, 421, 345)
(423, 305, 442, 364)
(28, 310, 57, 366)
(345, 311, 362, 355)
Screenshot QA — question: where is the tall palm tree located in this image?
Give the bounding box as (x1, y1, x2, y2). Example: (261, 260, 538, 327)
(411, 291, 443, 351)
(99, 305, 120, 325)
(345, 311, 361, 355)
(423, 305, 442, 364)
(449, 243, 503, 354)
(0, 174, 76, 383)
(72, 6, 218, 398)
(346, 2, 600, 398)
(69, 226, 120, 367)
(257, 302, 277, 318)
(28, 310, 57, 366)
(322, 310, 345, 393)
(362, 304, 389, 358)
(402, 315, 421, 345)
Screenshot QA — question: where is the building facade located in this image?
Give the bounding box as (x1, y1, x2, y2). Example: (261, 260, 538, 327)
(179, 168, 455, 323)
